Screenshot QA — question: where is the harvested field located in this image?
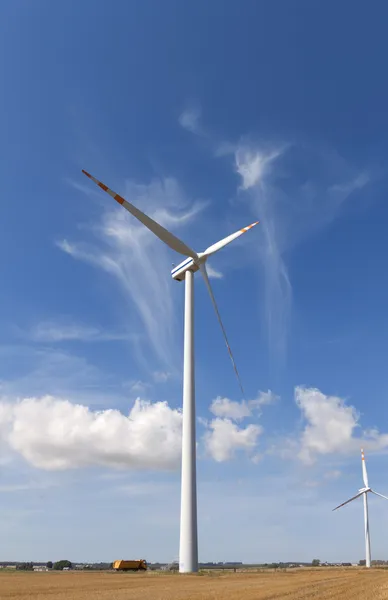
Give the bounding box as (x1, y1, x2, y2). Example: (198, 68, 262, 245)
(1, 568, 388, 600)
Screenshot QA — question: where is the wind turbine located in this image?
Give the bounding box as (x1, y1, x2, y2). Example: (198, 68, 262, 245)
(333, 449, 388, 568)
(82, 170, 259, 573)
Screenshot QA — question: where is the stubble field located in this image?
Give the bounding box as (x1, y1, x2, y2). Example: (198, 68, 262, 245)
(2, 568, 388, 600)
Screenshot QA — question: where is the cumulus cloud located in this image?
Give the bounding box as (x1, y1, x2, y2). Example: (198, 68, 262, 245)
(0, 392, 269, 471)
(296, 386, 360, 464)
(204, 418, 262, 462)
(210, 397, 252, 421)
(0, 396, 182, 471)
(251, 389, 279, 407)
(61, 177, 206, 368)
(204, 390, 276, 461)
(295, 386, 388, 464)
(210, 390, 278, 421)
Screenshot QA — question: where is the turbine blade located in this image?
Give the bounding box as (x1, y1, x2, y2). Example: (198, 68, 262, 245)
(332, 491, 364, 511)
(361, 448, 369, 488)
(199, 263, 245, 398)
(370, 490, 388, 501)
(202, 221, 259, 258)
(82, 170, 198, 260)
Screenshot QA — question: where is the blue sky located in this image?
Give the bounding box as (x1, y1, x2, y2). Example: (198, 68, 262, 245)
(1, 0, 388, 564)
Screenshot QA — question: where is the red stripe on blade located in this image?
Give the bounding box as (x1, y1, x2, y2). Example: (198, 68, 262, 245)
(114, 194, 125, 205)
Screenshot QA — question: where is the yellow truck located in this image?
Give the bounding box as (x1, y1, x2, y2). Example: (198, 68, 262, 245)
(112, 560, 147, 572)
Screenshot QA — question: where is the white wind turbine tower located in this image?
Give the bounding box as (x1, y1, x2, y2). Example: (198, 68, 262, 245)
(333, 449, 388, 568)
(82, 170, 259, 573)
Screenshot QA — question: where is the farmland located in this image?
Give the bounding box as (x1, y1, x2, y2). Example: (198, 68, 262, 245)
(2, 568, 388, 600)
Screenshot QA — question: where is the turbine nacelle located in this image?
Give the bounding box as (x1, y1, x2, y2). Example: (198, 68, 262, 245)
(171, 255, 205, 282)
(170, 223, 259, 281)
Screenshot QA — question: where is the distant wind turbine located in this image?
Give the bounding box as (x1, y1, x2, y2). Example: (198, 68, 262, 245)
(82, 170, 259, 573)
(333, 449, 388, 568)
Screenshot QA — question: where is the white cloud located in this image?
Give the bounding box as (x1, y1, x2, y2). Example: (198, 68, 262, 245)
(209, 390, 278, 421)
(235, 147, 281, 190)
(124, 380, 150, 395)
(179, 107, 201, 133)
(304, 480, 320, 488)
(234, 144, 291, 359)
(260, 217, 292, 360)
(61, 177, 206, 367)
(233, 143, 370, 359)
(0, 345, 103, 401)
(203, 417, 262, 462)
(28, 321, 128, 343)
(114, 481, 176, 497)
(324, 469, 341, 480)
(328, 173, 370, 196)
(152, 371, 171, 383)
(0, 481, 55, 493)
(206, 263, 223, 279)
(0, 394, 267, 471)
(204, 390, 273, 462)
(210, 397, 251, 420)
(251, 389, 279, 407)
(295, 386, 388, 464)
(0, 396, 183, 471)
(296, 386, 359, 464)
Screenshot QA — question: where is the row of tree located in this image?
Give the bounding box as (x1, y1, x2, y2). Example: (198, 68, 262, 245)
(17, 561, 72, 571)
(52, 560, 72, 570)
(16, 563, 34, 571)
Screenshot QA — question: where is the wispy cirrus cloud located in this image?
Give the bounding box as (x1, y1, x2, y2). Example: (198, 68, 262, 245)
(0, 345, 103, 400)
(27, 321, 130, 343)
(235, 146, 283, 191)
(0, 480, 57, 493)
(324, 469, 341, 480)
(232, 142, 370, 360)
(59, 176, 206, 369)
(178, 105, 202, 134)
(152, 370, 171, 383)
(206, 263, 223, 279)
